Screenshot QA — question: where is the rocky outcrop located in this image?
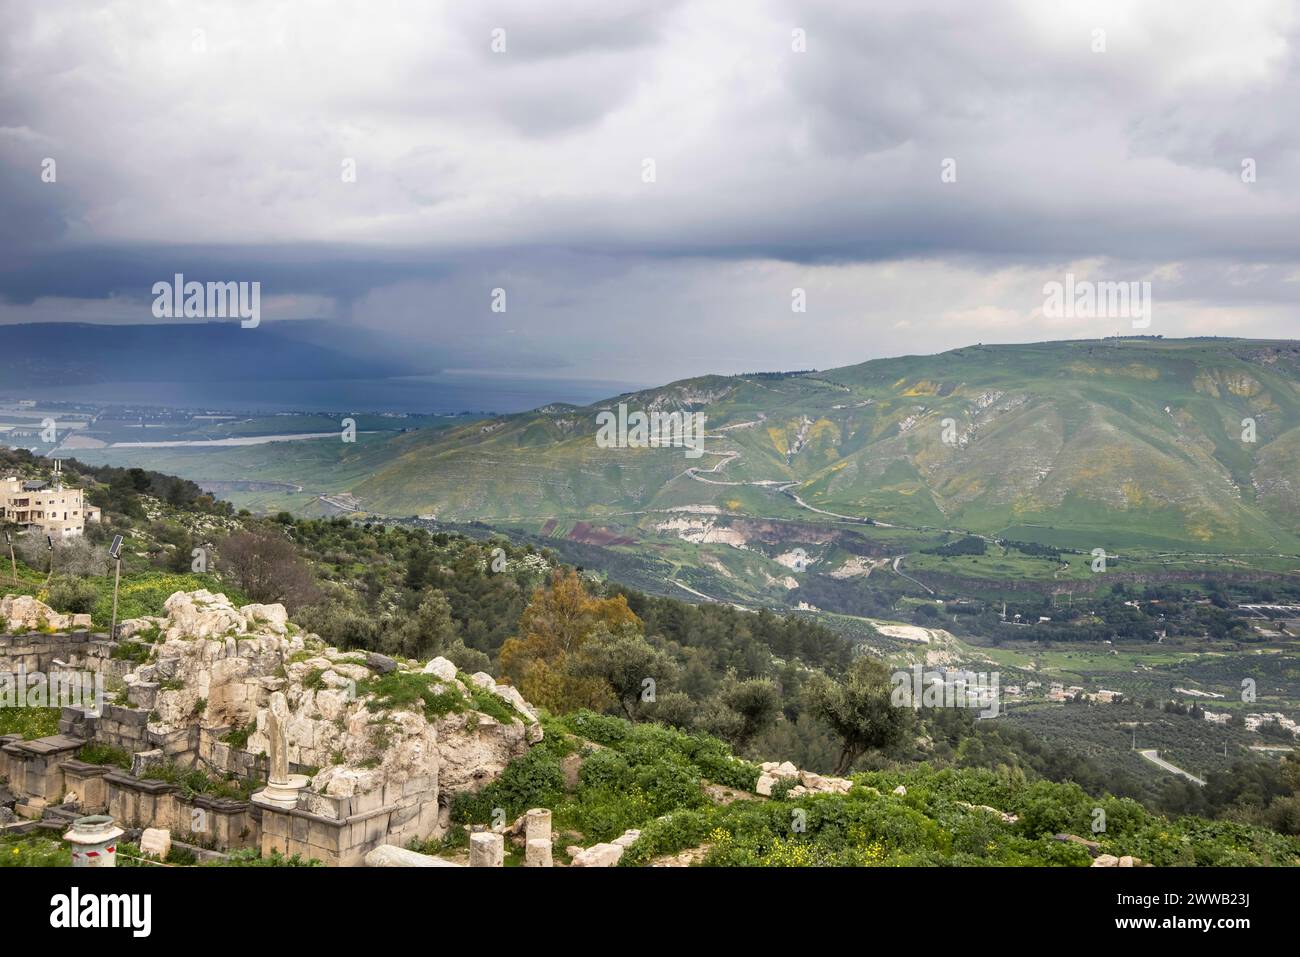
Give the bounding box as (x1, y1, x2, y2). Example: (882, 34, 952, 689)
(959, 801, 1019, 824)
(755, 761, 853, 798)
(1092, 854, 1147, 867)
(568, 828, 641, 867)
(115, 591, 539, 805)
(1, 594, 93, 632)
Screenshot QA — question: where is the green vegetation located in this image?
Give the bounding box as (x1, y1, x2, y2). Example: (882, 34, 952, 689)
(0, 831, 322, 868)
(356, 671, 470, 722)
(76, 742, 132, 769)
(447, 709, 1300, 867)
(452, 711, 760, 844)
(0, 707, 60, 740)
(1, 832, 71, 867)
(139, 762, 256, 801)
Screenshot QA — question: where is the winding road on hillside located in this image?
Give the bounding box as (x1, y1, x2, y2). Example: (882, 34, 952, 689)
(1137, 749, 1205, 786)
(672, 444, 1287, 575)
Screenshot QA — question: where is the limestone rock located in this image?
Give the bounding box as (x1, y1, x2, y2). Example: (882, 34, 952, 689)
(140, 828, 171, 860)
(1, 594, 85, 632)
(115, 617, 163, 640)
(423, 657, 458, 681)
(131, 748, 164, 777)
(525, 808, 552, 842)
(1053, 833, 1101, 856)
(569, 842, 624, 867)
(365, 652, 400, 674)
(96, 588, 547, 859)
(435, 709, 531, 794)
(240, 603, 288, 635)
(612, 829, 641, 848)
(525, 838, 553, 867)
(162, 590, 247, 641)
(365, 844, 461, 867)
(490, 682, 538, 722)
(469, 831, 505, 867)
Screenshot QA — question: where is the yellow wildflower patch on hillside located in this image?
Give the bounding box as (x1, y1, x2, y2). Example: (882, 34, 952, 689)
(1194, 369, 1262, 398)
(1064, 361, 1158, 380)
(901, 379, 941, 396)
(1122, 480, 1146, 507)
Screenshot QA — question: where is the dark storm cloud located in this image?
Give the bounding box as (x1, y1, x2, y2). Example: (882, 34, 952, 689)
(0, 0, 1297, 379)
(0, 245, 451, 308)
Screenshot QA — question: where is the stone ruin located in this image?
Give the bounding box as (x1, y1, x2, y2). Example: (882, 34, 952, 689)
(1, 589, 541, 865)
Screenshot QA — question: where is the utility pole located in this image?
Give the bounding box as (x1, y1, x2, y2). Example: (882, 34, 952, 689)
(108, 535, 124, 640)
(4, 530, 15, 585)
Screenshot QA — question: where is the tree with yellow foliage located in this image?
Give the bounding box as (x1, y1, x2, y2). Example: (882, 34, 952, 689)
(498, 569, 642, 714)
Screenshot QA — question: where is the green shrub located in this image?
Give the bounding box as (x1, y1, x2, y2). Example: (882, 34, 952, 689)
(468, 687, 522, 725)
(111, 640, 152, 663)
(221, 720, 257, 749)
(47, 575, 99, 616)
(77, 742, 132, 769)
(451, 747, 566, 823)
(577, 748, 633, 792)
(140, 762, 253, 801)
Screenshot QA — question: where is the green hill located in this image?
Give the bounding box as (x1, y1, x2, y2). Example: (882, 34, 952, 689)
(340, 338, 1299, 552)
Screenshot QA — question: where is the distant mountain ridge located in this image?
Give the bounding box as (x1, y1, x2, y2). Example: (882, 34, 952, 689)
(341, 337, 1300, 552)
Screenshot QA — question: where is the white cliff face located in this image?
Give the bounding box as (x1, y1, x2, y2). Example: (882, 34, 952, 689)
(116, 591, 540, 802)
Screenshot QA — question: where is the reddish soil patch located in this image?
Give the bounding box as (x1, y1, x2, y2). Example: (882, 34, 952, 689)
(568, 522, 634, 546)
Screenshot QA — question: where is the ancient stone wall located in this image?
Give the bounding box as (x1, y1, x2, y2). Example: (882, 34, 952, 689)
(0, 589, 542, 864)
(0, 630, 130, 679)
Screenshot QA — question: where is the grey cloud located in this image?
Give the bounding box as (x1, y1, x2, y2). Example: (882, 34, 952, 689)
(0, 0, 1297, 384)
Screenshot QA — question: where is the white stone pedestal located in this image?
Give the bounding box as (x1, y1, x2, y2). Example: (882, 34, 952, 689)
(251, 773, 310, 810)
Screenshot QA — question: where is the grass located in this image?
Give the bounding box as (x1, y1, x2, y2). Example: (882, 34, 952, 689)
(356, 671, 469, 722)
(2, 562, 248, 630)
(0, 707, 60, 740)
(77, 741, 132, 769)
(140, 762, 256, 801)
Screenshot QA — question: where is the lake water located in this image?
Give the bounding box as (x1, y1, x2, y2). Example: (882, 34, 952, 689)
(8, 373, 645, 415)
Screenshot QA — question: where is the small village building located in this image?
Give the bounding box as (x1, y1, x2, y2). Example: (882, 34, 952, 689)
(1, 474, 100, 538)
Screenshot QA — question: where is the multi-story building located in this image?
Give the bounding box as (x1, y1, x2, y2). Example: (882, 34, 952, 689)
(1, 474, 101, 538)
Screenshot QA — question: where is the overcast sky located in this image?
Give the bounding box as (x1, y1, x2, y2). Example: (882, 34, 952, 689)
(2, 0, 1298, 383)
